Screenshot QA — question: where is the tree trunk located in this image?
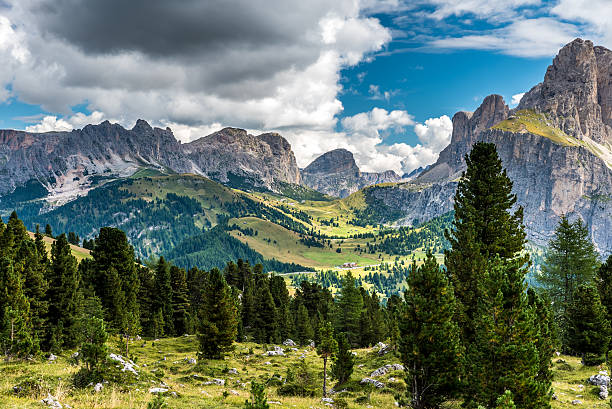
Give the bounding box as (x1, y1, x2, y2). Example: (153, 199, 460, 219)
(125, 334, 129, 359)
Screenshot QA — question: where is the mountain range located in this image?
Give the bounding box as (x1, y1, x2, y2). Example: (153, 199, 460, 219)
(0, 38, 610, 256)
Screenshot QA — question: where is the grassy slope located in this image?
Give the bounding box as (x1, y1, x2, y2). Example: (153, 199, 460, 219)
(0, 337, 606, 408)
(26, 232, 91, 262)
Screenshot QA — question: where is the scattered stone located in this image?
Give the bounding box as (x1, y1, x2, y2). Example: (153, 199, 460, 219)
(571, 400, 582, 405)
(370, 364, 404, 377)
(185, 358, 197, 365)
(109, 353, 139, 376)
(291, 348, 298, 352)
(600, 385, 608, 400)
(360, 378, 385, 388)
(264, 361, 272, 365)
(149, 388, 168, 394)
(552, 393, 557, 400)
(93, 383, 103, 393)
(308, 340, 315, 348)
(322, 397, 334, 403)
(556, 359, 566, 363)
(588, 374, 610, 387)
(230, 390, 239, 395)
(283, 339, 297, 347)
(41, 394, 63, 408)
(269, 401, 282, 405)
(203, 378, 225, 386)
(263, 346, 285, 356)
(228, 368, 238, 375)
(48, 354, 57, 362)
(70, 352, 79, 359)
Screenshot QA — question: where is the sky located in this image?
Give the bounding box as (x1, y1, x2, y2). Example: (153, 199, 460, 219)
(0, 0, 610, 174)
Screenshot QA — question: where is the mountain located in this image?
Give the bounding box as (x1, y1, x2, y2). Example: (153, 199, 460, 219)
(0, 121, 301, 208)
(301, 148, 402, 198)
(361, 38, 612, 256)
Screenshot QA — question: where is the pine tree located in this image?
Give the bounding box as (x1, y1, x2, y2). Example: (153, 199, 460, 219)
(255, 280, 277, 344)
(527, 289, 555, 391)
(540, 215, 600, 339)
(170, 265, 190, 336)
(400, 253, 462, 409)
(331, 332, 354, 386)
(565, 284, 610, 365)
(245, 381, 269, 409)
(295, 302, 314, 345)
(316, 321, 338, 397)
(79, 316, 108, 372)
(45, 224, 53, 237)
(336, 272, 363, 347)
(47, 234, 81, 351)
(445, 142, 527, 344)
(596, 256, 612, 329)
(197, 268, 238, 359)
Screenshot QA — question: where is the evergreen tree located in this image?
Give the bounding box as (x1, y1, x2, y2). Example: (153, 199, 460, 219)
(79, 316, 108, 372)
(596, 255, 612, 329)
(295, 302, 314, 345)
(90, 227, 140, 333)
(527, 289, 555, 391)
(565, 284, 610, 365)
(336, 272, 363, 347)
(245, 381, 270, 409)
(331, 332, 354, 386)
(540, 215, 600, 340)
(445, 142, 527, 344)
(197, 268, 238, 359)
(400, 253, 462, 409)
(45, 224, 53, 237)
(170, 265, 190, 336)
(47, 234, 81, 350)
(255, 280, 277, 343)
(316, 321, 338, 397)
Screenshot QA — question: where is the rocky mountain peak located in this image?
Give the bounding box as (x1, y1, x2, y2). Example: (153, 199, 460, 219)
(303, 148, 359, 175)
(132, 119, 153, 134)
(519, 38, 612, 144)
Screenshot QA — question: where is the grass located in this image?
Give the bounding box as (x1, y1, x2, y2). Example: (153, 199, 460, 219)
(492, 110, 580, 146)
(0, 336, 607, 409)
(26, 232, 91, 261)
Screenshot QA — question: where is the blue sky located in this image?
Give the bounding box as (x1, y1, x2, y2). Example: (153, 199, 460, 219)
(0, 0, 608, 173)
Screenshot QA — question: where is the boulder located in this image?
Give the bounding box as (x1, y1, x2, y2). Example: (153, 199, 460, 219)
(588, 373, 610, 387)
(600, 385, 609, 400)
(149, 388, 168, 394)
(48, 354, 57, 362)
(93, 383, 103, 393)
(370, 364, 404, 377)
(283, 339, 297, 347)
(109, 353, 139, 376)
(41, 394, 63, 408)
(360, 378, 385, 388)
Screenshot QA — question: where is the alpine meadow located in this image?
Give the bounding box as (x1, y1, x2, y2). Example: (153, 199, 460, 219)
(0, 2, 611, 409)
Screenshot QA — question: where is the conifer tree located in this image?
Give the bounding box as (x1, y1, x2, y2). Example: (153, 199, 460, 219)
(336, 271, 363, 347)
(317, 321, 338, 397)
(596, 256, 612, 328)
(47, 234, 81, 350)
(79, 316, 108, 373)
(170, 265, 190, 336)
(45, 224, 53, 237)
(255, 280, 277, 343)
(295, 302, 314, 345)
(331, 332, 354, 386)
(245, 381, 269, 409)
(527, 289, 555, 389)
(540, 215, 600, 333)
(400, 253, 462, 409)
(445, 142, 527, 343)
(197, 268, 238, 359)
(565, 284, 610, 365)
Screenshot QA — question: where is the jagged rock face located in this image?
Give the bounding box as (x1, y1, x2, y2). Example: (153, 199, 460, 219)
(370, 39, 612, 256)
(0, 120, 192, 205)
(0, 122, 302, 206)
(519, 38, 612, 144)
(301, 148, 401, 198)
(183, 127, 301, 188)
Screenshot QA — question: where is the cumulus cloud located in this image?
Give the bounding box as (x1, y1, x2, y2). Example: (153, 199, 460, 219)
(25, 111, 107, 133)
(414, 115, 452, 151)
(511, 92, 525, 106)
(3, 0, 393, 161)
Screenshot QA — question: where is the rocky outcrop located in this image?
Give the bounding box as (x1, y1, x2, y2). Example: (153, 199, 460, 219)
(0, 122, 302, 206)
(301, 148, 402, 198)
(366, 39, 612, 256)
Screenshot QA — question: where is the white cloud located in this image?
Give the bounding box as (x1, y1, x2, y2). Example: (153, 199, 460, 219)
(425, 0, 540, 21)
(25, 111, 107, 133)
(552, 0, 612, 46)
(511, 92, 525, 106)
(430, 17, 578, 57)
(414, 115, 452, 151)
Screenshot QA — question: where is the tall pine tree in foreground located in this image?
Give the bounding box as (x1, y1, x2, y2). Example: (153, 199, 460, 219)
(539, 215, 599, 346)
(400, 253, 462, 409)
(445, 143, 550, 409)
(565, 284, 610, 365)
(336, 272, 363, 347)
(316, 321, 337, 397)
(596, 255, 612, 330)
(331, 332, 354, 386)
(197, 268, 238, 359)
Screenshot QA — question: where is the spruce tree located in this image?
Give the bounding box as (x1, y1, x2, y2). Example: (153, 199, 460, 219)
(540, 215, 600, 336)
(197, 268, 238, 359)
(565, 284, 610, 365)
(527, 289, 555, 390)
(400, 253, 462, 409)
(170, 265, 190, 336)
(336, 272, 363, 347)
(596, 256, 612, 329)
(445, 142, 527, 343)
(47, 234, 81, 350)
(295, 302, 314, 345)
(316, 321, 338, 397)
(245, 381, 269, 409)
(255, 280, 277, 344)
(153, 257, 173, 336)
(331, 332, 354, 386)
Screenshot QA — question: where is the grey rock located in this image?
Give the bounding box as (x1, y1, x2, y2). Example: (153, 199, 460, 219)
(600, 385, 608, 400)
(301, 148, 402, 198)
(370, 364, 404, 377)
(41, 394, 63, 408)
(283, 339, 297, 347)
(588, 373, 610, 387)
(93, 383, 103, 393)
(360, 378, 385, 388)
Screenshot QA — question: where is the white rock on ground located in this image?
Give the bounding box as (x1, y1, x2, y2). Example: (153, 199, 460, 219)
(93, 383, 103, 393)
(48, 354, 57, 362)
(370, 364, 404, 377)
(41, 394, 63, 408)
(109, 353, 139, 375)
(149, 388, 168, 394)
(360, 378, 385, 388)
(600, 385, 609, 400)
(283, 339, 297, 346)
(589, 373, 610, 387)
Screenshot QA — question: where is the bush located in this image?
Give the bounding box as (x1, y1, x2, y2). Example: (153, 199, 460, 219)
(582, 353, 606, 366)
(147, 394, 168, 409)
(12, 375, 53, 398)
(277, 361, 317, 398)
(245, 381, 269, 409)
